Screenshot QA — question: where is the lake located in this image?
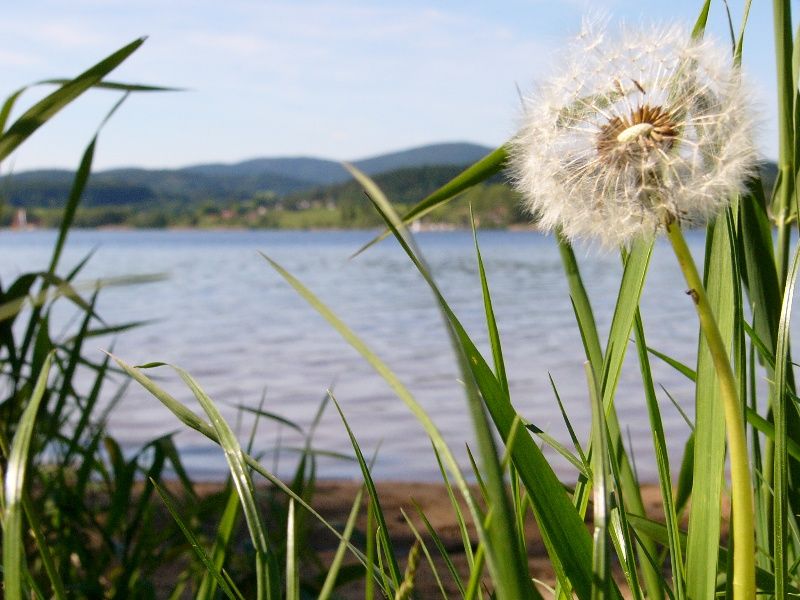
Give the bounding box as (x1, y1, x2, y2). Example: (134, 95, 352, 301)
(2, 228, 717, 481)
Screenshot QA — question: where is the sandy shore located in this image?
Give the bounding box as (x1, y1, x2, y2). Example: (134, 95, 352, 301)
(189, 480, 695, 598)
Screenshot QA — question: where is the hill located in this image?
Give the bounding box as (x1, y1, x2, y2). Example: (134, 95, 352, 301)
(1, 142, 493, 208)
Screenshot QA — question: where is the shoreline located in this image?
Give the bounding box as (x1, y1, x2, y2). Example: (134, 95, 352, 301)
(179, 479, 715, 598)
(3, 224, 539, 233)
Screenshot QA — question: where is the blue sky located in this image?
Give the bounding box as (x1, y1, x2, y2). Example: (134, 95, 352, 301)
(0, 1, 783, 170)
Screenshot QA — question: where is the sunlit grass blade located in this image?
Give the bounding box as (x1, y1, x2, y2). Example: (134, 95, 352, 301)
(633, 311, 685, 599)
(773, 0, 797, 282)
(172, 365, 279, 600)
(691, 0, 712, 39)
(739, 178, 782, 350)
(351, 145, 508, 257)
(285, 499, 299, 600)
(0, 273, 164, 323)
(733, 0, 753, 64)
(548, 374, 588, 466)
(587, 363, 611, 600)
(529, 426, 590, 479)
(626, 514, 790, 597)
(152, 480, 244, 600)
(196, 482, 241, 600)
(36, 78, 179, 92)
(348, 164, 546, 600)
(431, 443, 477, 574)
(114, 355, 361, 551)
(412, 499, 466, 598)
(772, 243, 800, 596)
(684, 216, 736, 600)
(669, 434, 694, 526)
(253, 255, 510, 589)
(331, 394, 401, 592)
(745, 407, 800, 460)
(401, 510, 448, 599)
(600, 241, 653, 401)
(464, 544, 487, 600)
(646, 346, 697, 381)
(743, 320, 777, 369)
(49, 93, 128, 278)
(231, 403, 305, 435)
(0, 38, 144, 161)
(318, 486, 364, 600)
(346, 165, 603, 600)
(471, 208, 508, 394)
(117, 360, 280, 599)
(555, 238, 657, 597)
(3, 354, 62, 600)
(0, 78, 171, 135)
(558, 232, 603, 381)
(600, 241, 662, 600)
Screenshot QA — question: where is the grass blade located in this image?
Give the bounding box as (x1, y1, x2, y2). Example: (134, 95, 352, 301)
(174, 366, 279, 600)
(412, 499, 466, 598)
(558, 232, 603, 382)
(684, 217, 736, 599)
(634, 311, 685, 599)
(401, 511, 447, 599)
(346, 166, 605, 599)
(471, 209, 508, 394)
(196, 482, 242, 600)
(152, 480, 243, 600)
(0, 38, 144, 162)
(772, 243, 800, 596)
(602, 241, 663, 600)
(691, 0, 712, 40)
(318, 487, 364, 600)
(2, 354, 56, 600)
(254, 256, 503, 585)
(331, 394, 401, 592)
(351, 145, 508, 257)
(348, 164, 542, 600)
(285, 499, 299, 600)
(588, 364, 611, 600)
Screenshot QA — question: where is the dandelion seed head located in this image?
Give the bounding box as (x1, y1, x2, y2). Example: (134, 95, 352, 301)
(510, 22, 757, 247)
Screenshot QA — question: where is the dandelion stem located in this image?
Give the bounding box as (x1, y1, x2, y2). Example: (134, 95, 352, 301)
(665, 220, 755, 600)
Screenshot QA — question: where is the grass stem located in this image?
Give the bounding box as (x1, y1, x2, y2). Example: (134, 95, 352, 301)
(666, 221, 754, 600)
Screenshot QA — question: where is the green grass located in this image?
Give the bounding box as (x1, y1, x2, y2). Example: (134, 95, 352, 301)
(5, 2, 800, 598)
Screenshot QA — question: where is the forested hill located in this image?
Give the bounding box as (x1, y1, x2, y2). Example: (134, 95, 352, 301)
(2, 142, 493, 208)
(2, 144, 779, 230)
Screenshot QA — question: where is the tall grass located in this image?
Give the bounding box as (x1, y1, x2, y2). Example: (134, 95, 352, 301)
(4, 1, 800, 598)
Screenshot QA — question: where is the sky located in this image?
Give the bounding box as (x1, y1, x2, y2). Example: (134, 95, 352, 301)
(0, 1, 786, 171)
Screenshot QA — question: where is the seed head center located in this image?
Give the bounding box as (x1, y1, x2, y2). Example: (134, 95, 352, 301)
(596, 103, 677, 165)
(616, 122, 654, 143)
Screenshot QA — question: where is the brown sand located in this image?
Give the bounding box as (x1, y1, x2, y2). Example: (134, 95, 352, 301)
(256, 480, 683, 598)
(175, 479, 731, 598)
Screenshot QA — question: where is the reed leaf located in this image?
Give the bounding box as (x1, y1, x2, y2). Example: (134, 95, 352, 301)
(352, 145, 508, 257)
(0, 38, 144, 162)
(2, 354, 57, 600)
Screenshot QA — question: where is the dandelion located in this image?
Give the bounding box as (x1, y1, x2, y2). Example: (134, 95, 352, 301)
(510, 21, 756, 247)
(511, 21, 758, 600)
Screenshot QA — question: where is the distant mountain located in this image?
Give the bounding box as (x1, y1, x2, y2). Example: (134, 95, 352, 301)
(4, 142, 776, 211)
(2, 142, 494, 208)
(181, 158, 347, 186)
(184, 142, 493, 185)
(352, 143, 493, 176)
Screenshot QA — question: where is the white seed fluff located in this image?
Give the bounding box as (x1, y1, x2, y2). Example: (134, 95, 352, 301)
(509, 22, 757, 247)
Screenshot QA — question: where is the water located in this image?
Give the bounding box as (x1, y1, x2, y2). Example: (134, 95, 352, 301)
(1, 228, 714, 481)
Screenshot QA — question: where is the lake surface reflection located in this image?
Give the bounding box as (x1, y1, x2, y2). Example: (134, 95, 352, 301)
(2, 229, 718, 481)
